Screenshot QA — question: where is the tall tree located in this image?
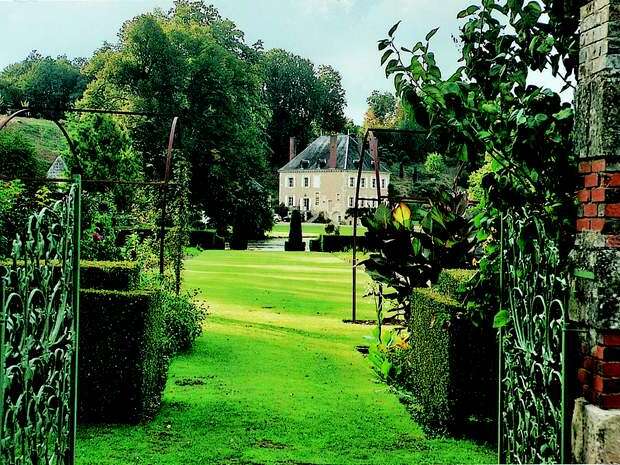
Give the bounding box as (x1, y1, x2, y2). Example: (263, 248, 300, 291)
(364, 90, 397, 128)
(261, 49, 322, 168)
(79, 3, 273, 235)
(0, 51, 87, 111)
(317, 65, 347, 133)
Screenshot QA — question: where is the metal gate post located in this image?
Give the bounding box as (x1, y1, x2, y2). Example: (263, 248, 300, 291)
(68, 174, 81, 464)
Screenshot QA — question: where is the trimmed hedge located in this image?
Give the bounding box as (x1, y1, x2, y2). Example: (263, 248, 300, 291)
(309, 238, 322, 252)
(78, 288, 168, 423)
(80, 260, 140, 291)
(189, 230, 225, 249)
(1, 260, 140, 291)
(398, 269, 496, 433)
(116, 228, 225, 250)
(436, 269, 476, 299)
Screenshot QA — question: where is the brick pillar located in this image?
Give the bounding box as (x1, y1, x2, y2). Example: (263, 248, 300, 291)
(571, 0, 620, 462)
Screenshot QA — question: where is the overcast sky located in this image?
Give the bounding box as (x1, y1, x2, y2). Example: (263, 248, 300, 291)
(0, 0, 567, 123)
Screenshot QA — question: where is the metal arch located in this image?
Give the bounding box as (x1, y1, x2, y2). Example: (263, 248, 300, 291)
(159, 116, 181, 276)
(0, 108, 82, 173)
(350, 127, 426, 322)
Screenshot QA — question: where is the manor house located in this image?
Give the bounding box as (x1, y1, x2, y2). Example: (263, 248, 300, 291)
(278, 134, 390, 224)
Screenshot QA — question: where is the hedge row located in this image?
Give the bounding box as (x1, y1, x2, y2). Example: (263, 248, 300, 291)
(309, 235, 371, 252)
(80, 260, 140, 290)
(79, 288, 168, 423)
(396, 269, 496, 432)
(116, 228, 225, 249)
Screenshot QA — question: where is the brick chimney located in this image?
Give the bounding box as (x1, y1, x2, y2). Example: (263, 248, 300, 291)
(329, 135, 338, 169)
(289, 137, 296, 161)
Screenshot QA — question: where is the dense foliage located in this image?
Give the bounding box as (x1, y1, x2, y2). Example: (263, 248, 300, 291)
(0, 51, 87, 111)
(374, 0, 577, 324)
(262, 49, 347, 169)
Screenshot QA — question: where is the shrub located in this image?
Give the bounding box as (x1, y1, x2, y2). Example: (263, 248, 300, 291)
(0, 129, 44, 178)
(393, 270, 496, 433)
(79, 288, 169, 423)
(81, 192, 121, 261)
(285, 209, 305, 251)
(423, 152, 446, 177)
(163, 288, 207, 354)
(309, 238, 322, 252)
(189, 229, 225, 249)
(436, 269, 475, 299)
(80, 260, 140, 290)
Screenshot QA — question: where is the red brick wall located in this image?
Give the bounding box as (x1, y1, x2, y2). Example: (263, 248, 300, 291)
(578, 330, 620, 410)
(577, 159, 620, 247)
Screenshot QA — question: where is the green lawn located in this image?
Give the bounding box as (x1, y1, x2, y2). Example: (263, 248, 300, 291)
(76, 251, 493, 465)
(269, 222, 366, 238)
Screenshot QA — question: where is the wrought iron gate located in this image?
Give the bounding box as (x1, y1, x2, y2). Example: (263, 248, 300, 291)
(497, 210, 569, 464)
(0, 176, 81, 465)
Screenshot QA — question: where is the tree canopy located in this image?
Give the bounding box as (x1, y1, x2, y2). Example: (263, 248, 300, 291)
(0, 51, 87, 111)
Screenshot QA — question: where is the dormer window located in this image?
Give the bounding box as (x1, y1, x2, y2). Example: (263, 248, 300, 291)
(319, 159, 327, 169)
(301, 160, 310, 169)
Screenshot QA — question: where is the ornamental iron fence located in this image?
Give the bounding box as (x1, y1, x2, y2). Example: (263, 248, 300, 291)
(0, 177, 81, 465)
(497, 210, 570, 464)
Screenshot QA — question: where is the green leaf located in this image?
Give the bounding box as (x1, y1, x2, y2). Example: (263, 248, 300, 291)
(388, 21, 401, 37)
(412, 237, 422, 255)
(491, 158, 504, 172)
(457, 5, 480, 18)
(553, 108, 573, 121)
(481, 102, 500, 114)
(459, 144, 469, 161)
(381, 49, 393, 66)
(378, 39, 390, 51)
(493, 309, 510, 329)
(574, 269, 595, 280)
(425, 27, 439, 41)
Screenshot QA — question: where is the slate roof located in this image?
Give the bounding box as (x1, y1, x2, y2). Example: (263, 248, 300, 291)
(279, 134, 388, 172)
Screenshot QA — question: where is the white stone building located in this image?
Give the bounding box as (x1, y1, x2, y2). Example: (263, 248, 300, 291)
(278, 134, 390, 224)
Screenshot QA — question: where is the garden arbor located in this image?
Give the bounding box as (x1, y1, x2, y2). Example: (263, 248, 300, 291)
(0, 107, 181, 464)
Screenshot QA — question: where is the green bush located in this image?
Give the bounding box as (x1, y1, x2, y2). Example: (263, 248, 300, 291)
(163, 289, 207, 354)
(80, 260, 140, 290)
(393, 270, 496, 433)
(436, 269, 475, 299)
(78, 288, 168, 423)
(189, 230, 225, 249)
(309, 238, 322, 252)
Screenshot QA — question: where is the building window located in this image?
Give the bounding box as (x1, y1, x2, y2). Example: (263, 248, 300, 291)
(336, 193, 340, 202)
(288, 177, 294, 188)
(287, 196, 294, 207)
(303, 198, 310, 211)
(361, 178, 366, 188)
(349, 177, 355, 188)
(348, 197, 354, 207)
(315, 193, 320, 206)
(371, 178, 376, 189)
(381, 178, 386, 189)
(338, 215, 342, 223)
(313, 175, 321, 188)
(303, 177, 309, 188)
